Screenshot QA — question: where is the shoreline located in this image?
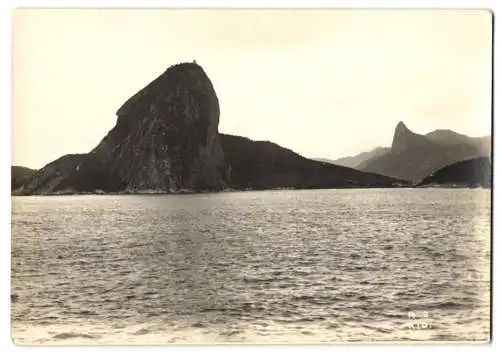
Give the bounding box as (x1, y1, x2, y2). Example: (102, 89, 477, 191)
(10, 184, 490, 197)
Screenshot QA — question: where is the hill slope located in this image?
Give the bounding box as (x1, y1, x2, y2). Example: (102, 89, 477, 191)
(319, 147, 389, 169)
(425, 129, 491, 156)
(220, 134, 402, 189)
(11, 166, 36, 191)
(16, 155, 86, 194)
(418, 157, 491, 187)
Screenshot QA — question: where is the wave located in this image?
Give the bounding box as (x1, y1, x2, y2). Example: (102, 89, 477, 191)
(52, 332, 100, 340)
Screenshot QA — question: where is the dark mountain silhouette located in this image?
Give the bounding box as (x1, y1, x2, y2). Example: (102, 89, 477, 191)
(220, 134, 402, 190)
(418, 157, 491, 187)
(14, 62, 403, 195)
(358, 122, 490, 181)
(18, 155, 86, 194)
(17, 63, 229, 194)
(11, 166, 36, 191)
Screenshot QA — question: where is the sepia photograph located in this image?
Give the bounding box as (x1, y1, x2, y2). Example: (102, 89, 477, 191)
(10, 8, 492, 345)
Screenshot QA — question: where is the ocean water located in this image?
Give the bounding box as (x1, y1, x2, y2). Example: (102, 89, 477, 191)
(11, 189, 491, 345)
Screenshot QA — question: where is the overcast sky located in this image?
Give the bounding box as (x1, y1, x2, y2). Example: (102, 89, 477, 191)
(12, 9, 492, 169)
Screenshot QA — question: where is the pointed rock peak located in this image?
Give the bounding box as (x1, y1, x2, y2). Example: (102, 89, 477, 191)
(395, 121, 409, 133)
(392, 121, 417, 151)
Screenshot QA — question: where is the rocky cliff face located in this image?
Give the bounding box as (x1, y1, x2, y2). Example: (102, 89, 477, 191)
(391, 121, 430, 154)
(19, 62, 228, 194)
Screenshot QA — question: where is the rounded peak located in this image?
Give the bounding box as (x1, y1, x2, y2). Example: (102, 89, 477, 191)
(117, 61, 214, 117)
(164, 61, 204, 74)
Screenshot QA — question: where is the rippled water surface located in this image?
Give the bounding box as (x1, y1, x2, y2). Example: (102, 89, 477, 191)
(11, 189, 491, 344)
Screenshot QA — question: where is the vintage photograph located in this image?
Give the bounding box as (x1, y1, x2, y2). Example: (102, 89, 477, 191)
(11, 9, 492, 344)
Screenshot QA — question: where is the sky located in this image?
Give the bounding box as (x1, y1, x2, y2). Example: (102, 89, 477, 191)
(12, 9, 492, 169)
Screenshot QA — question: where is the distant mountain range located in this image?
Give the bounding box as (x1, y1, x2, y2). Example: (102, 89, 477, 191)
(320, 122, 490, 182)
(315, 147, 389, 169)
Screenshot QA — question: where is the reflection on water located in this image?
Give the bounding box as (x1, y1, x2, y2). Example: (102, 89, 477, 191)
(11, 189, 491, 344)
